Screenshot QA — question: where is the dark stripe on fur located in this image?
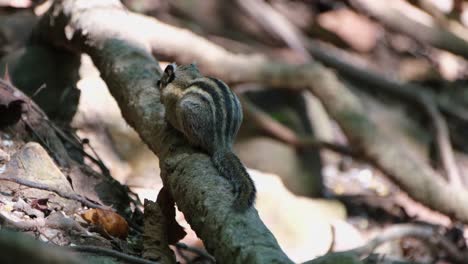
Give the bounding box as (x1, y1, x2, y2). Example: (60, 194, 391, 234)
(233, 94, 242, 136)
(209, 77, 233, 141)
(190, 80, 224, 145)
(212, 150, 256, 211)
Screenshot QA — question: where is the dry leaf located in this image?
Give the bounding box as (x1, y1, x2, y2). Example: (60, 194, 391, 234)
(81, 208, 129, 239)
(30, 197, 51, 216)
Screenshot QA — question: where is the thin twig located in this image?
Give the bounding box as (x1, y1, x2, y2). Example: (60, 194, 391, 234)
(49, 123, 111, 177)
(32, 84, 47, 98)
(241, 96, 358, 158)
(175, 243, 216, 263)
(0, 211, 89, 236)
(49, 124, 145, 217)
(70, 245, 159, 264)
(0, 174, 109, 210)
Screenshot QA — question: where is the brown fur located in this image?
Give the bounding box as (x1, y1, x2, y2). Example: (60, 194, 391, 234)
(158, 63, 256, 211)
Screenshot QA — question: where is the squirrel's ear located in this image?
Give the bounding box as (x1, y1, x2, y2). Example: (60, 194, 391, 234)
(165, 63, 177, 75)
(164, 63, 176, 82)
(159, 64, 176, 88)
(164, 65, 173, 74)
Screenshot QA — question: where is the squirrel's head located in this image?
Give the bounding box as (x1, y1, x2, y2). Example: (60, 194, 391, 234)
(157, 63, 202, 90)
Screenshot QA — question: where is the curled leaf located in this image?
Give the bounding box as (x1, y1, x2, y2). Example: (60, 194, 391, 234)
(81, 208, 129, 239)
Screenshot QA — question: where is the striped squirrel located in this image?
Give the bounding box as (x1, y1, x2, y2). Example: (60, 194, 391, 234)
(157, 63, 256, 211)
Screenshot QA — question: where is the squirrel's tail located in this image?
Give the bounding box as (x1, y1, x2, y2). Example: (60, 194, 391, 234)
(212, 150, 256, 211)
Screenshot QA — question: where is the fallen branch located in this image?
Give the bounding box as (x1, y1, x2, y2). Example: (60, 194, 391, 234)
(70, 245, 159, 264)
(175, 242, 216, 263)
(306, 41, 463, 185)
(415, 0, 449, 26)
(235, 0, 346, 159)
(0, 174, 109, 210)
(348, 224, 468, 263)
(236, 0, 311, 60)
(421, 97, 461, 185)
(242, 96, 357, 158)
(350, 0, 468, 59)
(0, 211, 89, 235)
(306, 223, 468, 263)
(363, 253, 423, 264)
(307, 40, 468, 124)
(39, 0, 468, 223)
(0, 77, 136, 214)
(135, 7, 468, 222)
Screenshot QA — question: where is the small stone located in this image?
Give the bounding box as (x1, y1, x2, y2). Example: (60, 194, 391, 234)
(0, 148, 10, 164)
(0, 142, 80, 213)
(2, 140, 13, 147)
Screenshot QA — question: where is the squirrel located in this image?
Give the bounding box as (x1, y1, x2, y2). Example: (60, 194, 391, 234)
(157, 63, 256, 212)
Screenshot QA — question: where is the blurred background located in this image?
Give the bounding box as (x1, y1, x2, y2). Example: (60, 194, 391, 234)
(2, 0, 468, 263)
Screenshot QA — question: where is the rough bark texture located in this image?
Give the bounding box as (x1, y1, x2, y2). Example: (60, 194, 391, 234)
(34, 0, 292, 263)
(257, 63, 468, 223)
(138, 8, 468, 223)
(113, 1, 468, 223)
(29, 0, 468, 262)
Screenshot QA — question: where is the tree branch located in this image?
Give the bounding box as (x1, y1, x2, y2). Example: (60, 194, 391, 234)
(0, 173, 108, 210)
(348, 224, 468, 263)
(350, 0, 468, 59)
(306, 41, 463, 185)
(134, 2, 468, 223)
(33, 0, 292, 263)
(30, 0, 468, 261)
(70, 246, 159, 264)
(242, 96, 357, 158)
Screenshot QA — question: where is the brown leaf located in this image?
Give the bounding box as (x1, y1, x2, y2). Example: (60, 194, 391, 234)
(30, 197, 51, 216)
(81, 208, 129, 239)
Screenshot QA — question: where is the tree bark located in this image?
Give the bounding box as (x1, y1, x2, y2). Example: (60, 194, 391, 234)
(123, 0, 468, 224)
(34, 0, 292, 263)
(30, 0, 468, 261)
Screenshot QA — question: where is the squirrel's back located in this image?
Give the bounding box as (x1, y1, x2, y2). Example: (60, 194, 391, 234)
(158, 64, 256, 211)
(181, 77, 242, 153)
